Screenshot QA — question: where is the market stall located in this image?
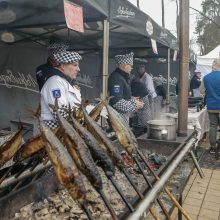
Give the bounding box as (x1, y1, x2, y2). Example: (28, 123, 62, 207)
(0, 0, 178, 129)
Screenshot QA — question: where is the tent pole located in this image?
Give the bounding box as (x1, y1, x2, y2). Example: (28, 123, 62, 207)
(102, 19, 109, 100)
(166, 48, 171, 104)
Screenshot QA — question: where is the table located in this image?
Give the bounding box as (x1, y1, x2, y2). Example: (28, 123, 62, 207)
(165, 107, 209, 143)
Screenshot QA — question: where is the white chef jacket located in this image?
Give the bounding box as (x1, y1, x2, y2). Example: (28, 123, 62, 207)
(140, 72, 157, 98)
(41, 75, 81, 121)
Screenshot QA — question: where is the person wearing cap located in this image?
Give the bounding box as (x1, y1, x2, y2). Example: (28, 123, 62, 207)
(200, 58, 220, 156)
(36, 41, 69, 91)
(108, 52, 144, 125)
(190, 69, 201, 97)
(40, 49, 82, 129)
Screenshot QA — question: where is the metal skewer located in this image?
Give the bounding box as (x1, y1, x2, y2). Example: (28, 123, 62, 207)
(121, 167, 144, 199)
(81, 202, 95, 220)
(133, 156, 171, 220)
(108, 175, 134, 212)
(0, 162, 18, 184)
(136, 149, 192, 220)
(97, 189, 119, 220)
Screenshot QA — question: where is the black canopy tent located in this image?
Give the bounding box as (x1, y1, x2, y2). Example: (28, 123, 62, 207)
(0, 0, 177, 51)
(0, 0, 178, 128)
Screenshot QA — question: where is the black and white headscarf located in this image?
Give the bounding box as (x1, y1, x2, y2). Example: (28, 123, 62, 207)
(115, 52, 134, 65)
(53, 50, 82, 64)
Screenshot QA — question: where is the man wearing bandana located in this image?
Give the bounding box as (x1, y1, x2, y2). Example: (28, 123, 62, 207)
(108, 52, 144, 125)
(40, 49, 82, 129)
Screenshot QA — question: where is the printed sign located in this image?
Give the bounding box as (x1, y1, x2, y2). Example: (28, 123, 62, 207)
(63, 0, 84, 33)
(116, 6, 135, 18)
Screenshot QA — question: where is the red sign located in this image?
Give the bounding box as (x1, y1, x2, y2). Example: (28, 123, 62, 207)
(63, 0, 84, 33)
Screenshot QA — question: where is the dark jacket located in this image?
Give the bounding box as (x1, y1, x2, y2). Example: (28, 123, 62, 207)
(108, 67, 137, 126)
(108, 68, 133, 106)
(131, 78, 149, 98)
(190, 74, 201, 90)
(156, 85, 166, 100)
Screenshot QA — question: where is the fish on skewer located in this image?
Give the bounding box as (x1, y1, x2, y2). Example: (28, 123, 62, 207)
(88, 99, 105, 122)
(13, 135, 45, 162)
(105, 104, 138, 156)
(56, 111, 103, 190)
(70, 115, 115, 177)
(82, 107, 145, 200)
(13, 127, 61, 163)
(57, 113, 119, 220)
(82, 107, 123, 167)
(40, 122, 94, 220)
(0, 128, 23, 167)
(70, 116, 136, 213)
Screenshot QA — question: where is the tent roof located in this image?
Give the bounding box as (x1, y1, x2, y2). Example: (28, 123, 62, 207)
(197, 45, 220, 66)
(196, 45, 220, 75)
(0, 0, 178, 56)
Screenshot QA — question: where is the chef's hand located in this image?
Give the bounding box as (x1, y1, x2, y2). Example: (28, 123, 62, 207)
(134, 97, 144, 109)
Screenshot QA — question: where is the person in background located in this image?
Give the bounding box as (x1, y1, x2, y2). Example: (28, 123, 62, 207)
(36, 41, 69, 91)
(200, 58, 220, 156)
(137, 65, 157, 99)
(131, 77, 151, 133)
(154, 78, 167, 116)
(41, 49, 82, 129)
(108, 52, 144, 126)
(137, 64, 157, 118)
(155, 78, 166, 101)
(190, 70, 201, 97)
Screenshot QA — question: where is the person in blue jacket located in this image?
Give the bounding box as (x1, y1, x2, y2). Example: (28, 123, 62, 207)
(200, 58, 220, 156)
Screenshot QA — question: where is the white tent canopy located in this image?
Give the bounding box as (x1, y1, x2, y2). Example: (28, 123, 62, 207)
(196, 45, 220, 76)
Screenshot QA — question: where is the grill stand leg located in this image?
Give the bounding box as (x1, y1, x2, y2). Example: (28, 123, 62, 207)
(189, 150, 204, 178)
(178, 195, 182, 220)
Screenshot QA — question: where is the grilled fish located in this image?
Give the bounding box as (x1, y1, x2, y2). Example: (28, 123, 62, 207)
(13, 127, 61, 162)
(56, 111, 103, 190)
(88, 100, 105, 122)
(13, 134, 44, 162)
(82, 107, 124, 167)
(71, 115, 115, 177)
(105, 104, 138, 156)
(40, 122, 87, 205)
(0, 128, 23, 167)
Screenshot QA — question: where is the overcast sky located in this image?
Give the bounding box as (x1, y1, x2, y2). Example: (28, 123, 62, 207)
(128, 0, 203, 52)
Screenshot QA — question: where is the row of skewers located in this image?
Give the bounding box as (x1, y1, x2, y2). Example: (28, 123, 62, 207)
(0, 100, 193, 220)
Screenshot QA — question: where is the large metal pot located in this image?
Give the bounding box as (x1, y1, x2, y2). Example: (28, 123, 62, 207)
(147, 120, 176, 141)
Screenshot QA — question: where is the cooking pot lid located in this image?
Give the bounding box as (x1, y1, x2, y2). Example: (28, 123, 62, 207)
(147, 120, 176, 126)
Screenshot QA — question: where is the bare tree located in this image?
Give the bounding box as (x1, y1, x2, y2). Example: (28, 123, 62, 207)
(194, 0, 220, 54)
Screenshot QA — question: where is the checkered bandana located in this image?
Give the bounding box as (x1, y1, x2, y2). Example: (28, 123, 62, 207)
(53, 51, 82, 64)
(115, 52, 134, 65)
(48, 42, 70, 54)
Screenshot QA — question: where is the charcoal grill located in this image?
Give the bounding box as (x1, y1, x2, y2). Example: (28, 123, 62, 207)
(0, 130, 202, 220)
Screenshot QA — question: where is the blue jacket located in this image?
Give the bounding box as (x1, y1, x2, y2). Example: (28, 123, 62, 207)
(203, 71, 220, 110)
